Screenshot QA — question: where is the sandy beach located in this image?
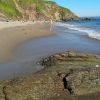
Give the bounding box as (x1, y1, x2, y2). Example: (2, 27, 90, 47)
(0, 21, 100, 80)
(0, 21, 100, 100)
(0, 21, 54, 63)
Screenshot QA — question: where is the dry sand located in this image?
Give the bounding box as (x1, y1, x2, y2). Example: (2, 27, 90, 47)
(0, 21, 54, 63)
(0, 21, 33, 29)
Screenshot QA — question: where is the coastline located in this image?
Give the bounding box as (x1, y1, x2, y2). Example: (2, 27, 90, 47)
(0, 0, 99, 99)
(0, 21, 100, 99)
(0, 21, 54, 63)
(0, 21, 100, 80)
(0, 51, 100, 100)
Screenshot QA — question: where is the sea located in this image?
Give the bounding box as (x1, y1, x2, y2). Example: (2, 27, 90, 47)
(56, 17, 100, 40)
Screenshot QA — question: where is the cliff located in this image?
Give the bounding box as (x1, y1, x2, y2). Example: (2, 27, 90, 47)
(0, 0, 79, 21)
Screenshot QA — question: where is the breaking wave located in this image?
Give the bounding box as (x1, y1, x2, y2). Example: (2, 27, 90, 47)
(55, 22, 100, 40)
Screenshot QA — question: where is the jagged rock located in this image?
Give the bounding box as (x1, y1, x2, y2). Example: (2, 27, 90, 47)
(0, 51, 100, 100)
(64, 67, 100, 95)
(81, 17, 95, 21)
(0, 83, 5, 100)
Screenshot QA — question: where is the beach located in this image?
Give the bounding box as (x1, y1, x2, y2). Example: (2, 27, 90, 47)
(0, 21, 100, 100)
(0, 21, 100, 80)
(0, 0, 100, 99)
(0, 21, 54, 63)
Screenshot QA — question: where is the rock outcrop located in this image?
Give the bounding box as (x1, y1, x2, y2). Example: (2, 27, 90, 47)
(0, 0, 79, 21)
(0, 13, 7, 21)
(0, 51, 100, 100)
(81, 17, 95, 21)
(62, 67, 100, 95)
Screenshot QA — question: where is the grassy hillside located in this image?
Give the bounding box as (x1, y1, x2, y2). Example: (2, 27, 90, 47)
(0, 0, 22, 19)
(0, 0, 79, 21)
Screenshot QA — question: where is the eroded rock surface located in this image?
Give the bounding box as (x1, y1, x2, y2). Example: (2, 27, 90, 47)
(0, 51, 100, 100)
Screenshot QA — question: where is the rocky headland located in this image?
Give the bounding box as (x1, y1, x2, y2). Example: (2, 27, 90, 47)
(0, 51, 100, 100)
(80, 17, 96, 21)
(0, 0, 79, 21)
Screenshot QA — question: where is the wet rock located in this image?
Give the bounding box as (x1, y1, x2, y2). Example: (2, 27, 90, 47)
(81, 17, 95, 21)
(64, 67, 100, 95)
(0, 51, 100, 100)
(40, 56, 56, 67)
(0, 83, 5, 100)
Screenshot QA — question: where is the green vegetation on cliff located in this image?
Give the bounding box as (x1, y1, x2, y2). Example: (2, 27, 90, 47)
(0, 0, 22, 18)
(0, 0, 79, 21)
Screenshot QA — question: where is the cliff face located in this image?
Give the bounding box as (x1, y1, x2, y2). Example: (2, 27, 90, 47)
(0, 0, 79, 21)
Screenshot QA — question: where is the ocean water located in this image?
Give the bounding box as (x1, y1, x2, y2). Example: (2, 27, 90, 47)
(56, 17, 100, 40)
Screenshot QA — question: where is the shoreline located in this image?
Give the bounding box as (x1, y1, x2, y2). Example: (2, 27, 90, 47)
(0, 21, 54, 63)
(0, 21, 100, 80)
(0, 51, 100, 100)
(0, 21, 100, 99)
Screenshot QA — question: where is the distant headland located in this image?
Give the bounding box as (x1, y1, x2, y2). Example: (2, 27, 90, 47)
(0, 0, 79, 21)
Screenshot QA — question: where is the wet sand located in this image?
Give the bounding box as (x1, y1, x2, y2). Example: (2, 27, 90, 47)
(11, 32, 100, 64)
(0, 22, 100, 80)
(0, 21, 55, 80)
(0, 21, 54, 63)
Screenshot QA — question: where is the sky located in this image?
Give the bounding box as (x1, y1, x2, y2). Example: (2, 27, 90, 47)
(52, 0, 100, 17)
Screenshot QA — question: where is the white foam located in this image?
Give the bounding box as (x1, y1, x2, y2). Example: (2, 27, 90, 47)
(55, 22, 100, 40)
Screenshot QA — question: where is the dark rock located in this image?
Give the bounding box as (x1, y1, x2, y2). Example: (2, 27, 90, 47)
(81, 17, 95, 21)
